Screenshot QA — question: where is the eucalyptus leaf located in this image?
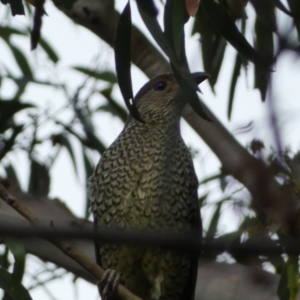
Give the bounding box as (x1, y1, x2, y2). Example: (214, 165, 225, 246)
(201, 0, 266, 68)
(0, 269, 32, 300)
(72, 67, 117, 83)
(228, 53, 243, 119)
(115, 2, 143, 122)
(4, 239, 26, 287)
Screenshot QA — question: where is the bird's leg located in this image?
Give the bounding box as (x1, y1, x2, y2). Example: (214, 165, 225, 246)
(98, 269, 121, 300)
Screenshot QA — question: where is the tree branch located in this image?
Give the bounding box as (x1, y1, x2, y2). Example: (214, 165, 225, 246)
(0, 181, 142, 300)
(0, 179, 294, 300)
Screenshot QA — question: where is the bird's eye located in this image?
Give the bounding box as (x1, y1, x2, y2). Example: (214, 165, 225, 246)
(153, 81, 167, 91)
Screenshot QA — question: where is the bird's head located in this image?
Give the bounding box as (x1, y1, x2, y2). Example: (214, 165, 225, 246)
(128, 73, 208, 125)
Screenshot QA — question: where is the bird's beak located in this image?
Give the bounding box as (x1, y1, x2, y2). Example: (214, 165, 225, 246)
(191, 72, 210, 92)
(192, 72, 210, 85)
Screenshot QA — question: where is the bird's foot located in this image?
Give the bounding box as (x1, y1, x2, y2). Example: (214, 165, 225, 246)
(97, 269, 121, 300)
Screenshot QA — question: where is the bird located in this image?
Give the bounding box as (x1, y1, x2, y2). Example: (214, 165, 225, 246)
(88, 72, 208, 300)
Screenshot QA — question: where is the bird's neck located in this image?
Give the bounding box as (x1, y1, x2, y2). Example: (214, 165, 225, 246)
(126, 117, 181, 137)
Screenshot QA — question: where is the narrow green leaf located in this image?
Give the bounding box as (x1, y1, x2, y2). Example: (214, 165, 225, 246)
(0, 125, 23, 161)
(82, 149, 95, 219)
(0, 268, 32, 300)
(287, 256, 299, 300)
(8, 43, 33, 79)
(250, 0, 277, 31)
(2, 0, 25, 16)
(0, 100, 34, 131)
(286, 0, 300, 40)
(137, 1, 210, 120)
(164, 0, 189, 59)
(4, 163, 20, 188)
(51, 134, 78, 177)
(72, 67, 117, 83)
(254, 17, 273, 101)
(137, 1, 182, 70)
(228, 53, 242, 119)
(31, 0, 45, 50)
(115, 2, 143, 122)
(0, 26, 25, 41)
(277, 263, 289, 300)
(199, 173, 224, 185)
(28, 159, 50, 196)
(99, 88, 128, 123)
(4, 240, 25, 287)
(201, 0, 266, 68)
(38, 37, 59, 63)
(136, 0, 158, 16)
(274, 0, 293, 17)
(192, 6, 220, 90)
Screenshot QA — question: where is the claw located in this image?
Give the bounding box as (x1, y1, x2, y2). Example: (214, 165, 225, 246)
(98, 269, 121, 300)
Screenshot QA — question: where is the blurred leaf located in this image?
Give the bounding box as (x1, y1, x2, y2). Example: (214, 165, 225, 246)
(72, 93, 107, 154)
(4, 240, 25, 287)
(192, 6, 227, 91)
(250, 0, 277, 31)
(0, 125, 23, 161)
(278, 263, 289, 300)
(193, 5, 227, 89)
(0, 269, 32, 300)
(0, 99, 34, 132)
(82, 149, 94, 218)
(31, 0, 45, 50)
(164, 0, 189, 59)
(228, 53, 243, 119)
(7, 43, 33, 79)
(55, 120, 106, 154)
(4, 163, 20, 187)
(51, 133, 78, 177)
(0, 26, 26, 41)
(286, 0, 300, 40)
(287, 256, 299, 300)
(72, 67, 117, 83)
(201, 0, 266, 68)
(254, 17, 274, 101)
(115, 2, 143, 122)
(0, 0, 25, 16)
(136, 0, 158, 16)
(28, 159, 50, 196)
(98, 88, 128, 123)
(219, 174, 229, 192)
(199, 172, 224, 185)
(0, 247, 10, 270)
(198, 192, 209, 206)
(38, 37, 59, 63)
(274, 0, 292, 17)
(207, 202, 223, 238)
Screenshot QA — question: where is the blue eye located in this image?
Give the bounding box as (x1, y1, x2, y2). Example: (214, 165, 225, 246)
(153, 81, 167, 91)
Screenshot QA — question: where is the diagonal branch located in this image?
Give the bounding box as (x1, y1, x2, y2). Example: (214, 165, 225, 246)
(0, 182, 142, 300)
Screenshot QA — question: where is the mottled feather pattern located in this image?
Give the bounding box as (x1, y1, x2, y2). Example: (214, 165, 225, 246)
(88, 74, 201, 300)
